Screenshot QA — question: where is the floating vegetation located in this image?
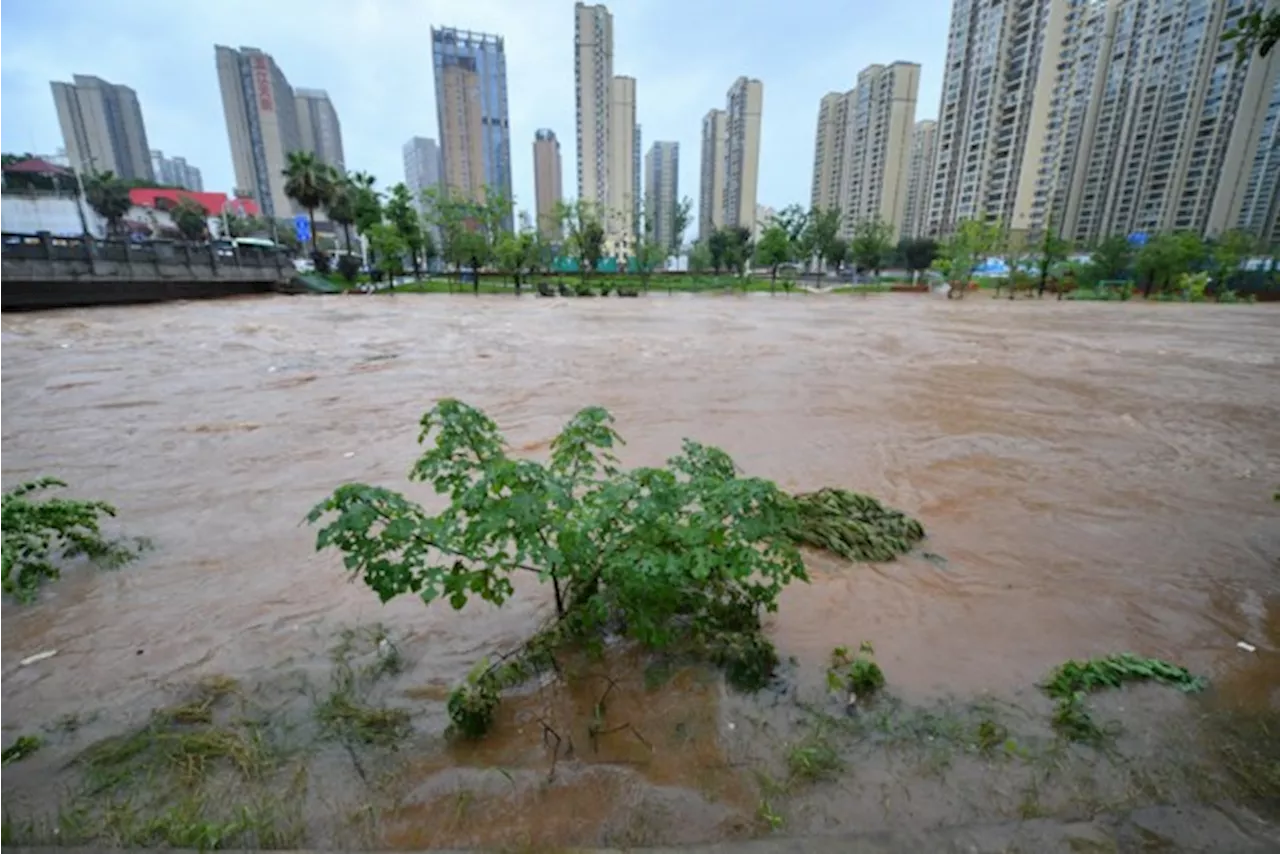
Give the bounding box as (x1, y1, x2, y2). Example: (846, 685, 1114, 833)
(827, 642, 885, 705)
(784, 487, 925, 562)
(1042, 654, 1206, 743)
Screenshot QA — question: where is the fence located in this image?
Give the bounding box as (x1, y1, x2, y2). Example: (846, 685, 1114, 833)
(1, 232, 285, 269)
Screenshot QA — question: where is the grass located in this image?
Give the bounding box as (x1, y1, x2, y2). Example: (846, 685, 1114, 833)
(785, 729, 843, 784)
(1041, 654, 1205, 744)
(315, 624, 412, 747)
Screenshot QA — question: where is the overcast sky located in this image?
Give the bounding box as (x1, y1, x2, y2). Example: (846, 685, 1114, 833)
(2, 0, 951, 226)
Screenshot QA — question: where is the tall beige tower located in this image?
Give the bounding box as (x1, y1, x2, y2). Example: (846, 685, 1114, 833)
(698, 109, 727, 240)
(533, 129, 563, 240)
(1211, 54, 1280, 244)
(902, 120, 937, 240)
(606, 75, 637, 255)
(294, 88, 345, 173)
(809, 91, 850, 214)
(836, 62, 919, 239)
(644, 141, 680, 252)
(723, 77, 763, 234)
(216, 45, 303, 219)
(575, 3, 613, 208)
(437, 60, 486, 202)
(51, 74, 154, 181)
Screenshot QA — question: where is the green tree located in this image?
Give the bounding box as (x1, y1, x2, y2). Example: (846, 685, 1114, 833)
(772, 204, 812, 277)
(282, 151, 334, 256)
(83, 172, 132, 237)
(170, 197, 208, 242)
(689, 240, 712, 274)
(825, 237, 848, 275)
(898, 238, 939, 277)
(386, 182, 424, 278)
(306, 401, 810, 736)
(1135, 232, 1204, 298)
(326, 175, 358, 254)
(557, 199, 605, 283)
(634, 214, 667, 293)
(495, 225, 539, 294)
(724, 226, 753, 280)
(1089, 234, 1133, 281)
(754, 223, 792, 293)
(1209, 229, 1254, 295)
(671, 196, 693, 255)
(940, 218, 1003, 299)
(1032, 216, 1072, 298)
(366, 222, 407, 287)
(707, 229, 730, 275)
(805, 207, 842, 274)
(849, 218, 895, 279)
(1226, 9, 1280, 61)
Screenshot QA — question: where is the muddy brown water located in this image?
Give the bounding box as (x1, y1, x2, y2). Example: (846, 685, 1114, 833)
(3, 293, 1279, 849)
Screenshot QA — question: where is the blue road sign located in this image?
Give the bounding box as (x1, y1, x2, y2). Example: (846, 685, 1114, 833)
(294, 214, 311, 244)
(1127, 231, 1148, 247)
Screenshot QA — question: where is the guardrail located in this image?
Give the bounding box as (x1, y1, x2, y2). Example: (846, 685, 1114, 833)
(1, 232, 298, 311)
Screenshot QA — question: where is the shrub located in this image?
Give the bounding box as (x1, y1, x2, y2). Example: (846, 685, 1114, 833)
(336, 254, 361, 285)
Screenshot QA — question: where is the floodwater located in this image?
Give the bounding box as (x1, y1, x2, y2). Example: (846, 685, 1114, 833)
(3, 293, 1279, 848)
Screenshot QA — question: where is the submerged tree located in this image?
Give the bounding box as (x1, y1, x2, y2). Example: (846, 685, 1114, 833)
(308, 400, 812, 736)
(307, 401, 926, 740)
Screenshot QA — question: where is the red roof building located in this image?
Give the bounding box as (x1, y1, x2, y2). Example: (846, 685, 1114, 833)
(128, 188, 260, 218)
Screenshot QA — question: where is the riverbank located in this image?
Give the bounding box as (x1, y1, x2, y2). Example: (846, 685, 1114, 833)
(4, 295, 1278, 849)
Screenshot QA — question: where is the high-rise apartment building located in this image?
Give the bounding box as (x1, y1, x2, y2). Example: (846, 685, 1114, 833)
(1065, 0, 1280, 243)
(810, 92, 851, 213)
(927, 0, 1061, 237)
(698, 109, 727, 240)
(150, 151, 204, 191)
(606, 75, 637, 254)
(431, 27, 513, 230)
(295, 88, 345, 173)
(216, 45, 303, 219)
(633, 124, 642, 241)
(575, 3, 613, 208)
(723, 77, 764, 234)
(835, 62, 919, 239)
(901, 120, 937, 240)
(402, 136, 441, 212)
(533, 129, 563, 240)
(51, 74, 154, 181)
(1215, 58, 1280, 243)
(644, 141, 679, 252)
(928, 0, 1280, 244)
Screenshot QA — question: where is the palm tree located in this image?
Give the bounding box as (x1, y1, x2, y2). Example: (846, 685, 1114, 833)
(282, 151, 332, 255)
(83, 172, 133, 238)
(326, 170, 357, 253)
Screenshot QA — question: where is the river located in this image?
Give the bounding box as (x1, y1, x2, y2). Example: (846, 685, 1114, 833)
(3, 293, 1278, 848)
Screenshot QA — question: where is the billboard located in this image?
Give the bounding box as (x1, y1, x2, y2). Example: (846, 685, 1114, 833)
(251, 55, 274, 113)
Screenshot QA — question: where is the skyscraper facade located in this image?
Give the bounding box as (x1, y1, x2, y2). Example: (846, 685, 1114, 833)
(633, 124, 642, 241)
(533, 129, 563, 240)
(901, 120, 937, 240)
(606, 75, 637, 254)
(402, 136, 441, 212)
(295, 88, 345, 173)
(431, 26, 513, 230)
(150, 150, 204, 191)
(644, 141, 679, 252)
(1064, 0, 1280, 243)
(928, 0, 1279, 244)
(810, 91, 851, 214)
(51, 74, 154, 181)
(698, 108, 727, 240)
(575, 3, 613, 208)
(215, 45, 303, 219)
(723, 77, 763, 234)
(835, 62, 919, 239)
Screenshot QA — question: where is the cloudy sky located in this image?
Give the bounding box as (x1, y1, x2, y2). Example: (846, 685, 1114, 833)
(2, 0, 952, 226)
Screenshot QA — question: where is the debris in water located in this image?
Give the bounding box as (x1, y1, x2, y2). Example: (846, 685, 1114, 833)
(1237, 641, 1257, 653)
(344, 452, 355, 458)
(19, 649, 57, 667)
